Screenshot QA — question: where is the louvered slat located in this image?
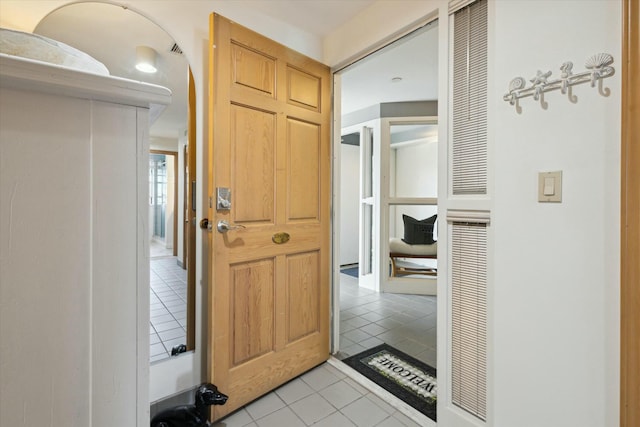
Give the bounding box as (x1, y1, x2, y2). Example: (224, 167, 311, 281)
(451, 220, 487, 420)
(452, 0, 488, 195)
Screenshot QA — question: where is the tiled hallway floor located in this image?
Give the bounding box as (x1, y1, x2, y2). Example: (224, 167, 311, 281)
(212, 271, 436, 427)
(149, 256, 188, 362)
(338, 272, 437, 367)
(212, 362, 425, 427)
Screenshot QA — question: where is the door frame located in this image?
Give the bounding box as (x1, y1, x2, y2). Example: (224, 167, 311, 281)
(330, 11, 439, 353)
(150, 149, 178, 256)
(186, 68, 197, 351)
(620, 0, 639, 424)
(379, 116, 438, 296)
(183, 143, 188, 267)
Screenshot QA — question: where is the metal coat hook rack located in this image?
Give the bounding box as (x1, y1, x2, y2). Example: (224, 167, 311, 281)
(503, 53, 615, 110)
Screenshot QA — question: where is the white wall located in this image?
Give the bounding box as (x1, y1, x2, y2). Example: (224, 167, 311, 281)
(490, 1, 620, 426)
(150, 136, 179, 152)
(395, 141, 438, 198)
(389, 141, 438, 272)
(391, 140, 438, 238)
(1, 86, 93, 427)
(0, 1, 322, 61)
(0, 56, 168, 426)
(324, 0, 440, 67)
(340, 143, 360, 265)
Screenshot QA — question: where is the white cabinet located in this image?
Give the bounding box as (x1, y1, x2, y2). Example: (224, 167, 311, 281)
(0, 54, 171, 427)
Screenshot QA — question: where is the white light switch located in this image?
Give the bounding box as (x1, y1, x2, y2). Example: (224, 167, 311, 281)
(543, 177, 555, 196)
(539, 171, 562, 202)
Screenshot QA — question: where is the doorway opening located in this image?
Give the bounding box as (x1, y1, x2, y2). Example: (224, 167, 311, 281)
(333, 17, 439, 377)
(150, 151, 177, 257)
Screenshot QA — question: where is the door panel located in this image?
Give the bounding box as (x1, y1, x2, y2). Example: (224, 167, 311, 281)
(287, 119, 320, 221)
(230, 104, 275, 224)
(231, 43, 276, 97)
(286, 251, 320, 342)
(231, 259, 275, 365)
(208, 14, 331, 419)
(287, 67, 321, 110)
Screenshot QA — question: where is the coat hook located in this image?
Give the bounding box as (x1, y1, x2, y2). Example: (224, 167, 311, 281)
(503, 53, 615, 109)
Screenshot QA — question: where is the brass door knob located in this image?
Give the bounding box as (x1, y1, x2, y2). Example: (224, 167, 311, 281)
(272, 232, 290, 244)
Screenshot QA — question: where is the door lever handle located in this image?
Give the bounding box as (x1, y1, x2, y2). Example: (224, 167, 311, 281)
(216, 220, 246, 233)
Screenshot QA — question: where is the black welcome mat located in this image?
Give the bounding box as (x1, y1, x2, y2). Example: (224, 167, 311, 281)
(342, 343, 437, 422)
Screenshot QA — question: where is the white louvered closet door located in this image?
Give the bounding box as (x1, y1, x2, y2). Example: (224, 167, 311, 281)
(451, 220, 487, 420)
(452, 0, 488, 196)
(448, 0, 489, 422)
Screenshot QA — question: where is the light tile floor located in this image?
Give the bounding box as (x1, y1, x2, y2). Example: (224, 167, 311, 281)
(149, 256, 188, 362)
(212, 271, 437, 427)
(337, 272, 437, 368)
(212, 363, 424, 427)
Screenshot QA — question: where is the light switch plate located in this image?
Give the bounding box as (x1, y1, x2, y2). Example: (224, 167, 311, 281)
(538, 171, 562, 202)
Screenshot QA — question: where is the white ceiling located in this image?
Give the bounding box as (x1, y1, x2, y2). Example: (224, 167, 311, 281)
(341, 21, 438, 114)
(31, 1, 438, 139)
(237, 0, 377, 37)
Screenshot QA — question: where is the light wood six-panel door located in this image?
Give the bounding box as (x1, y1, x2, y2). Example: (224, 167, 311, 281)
(207, 14, 331, 419)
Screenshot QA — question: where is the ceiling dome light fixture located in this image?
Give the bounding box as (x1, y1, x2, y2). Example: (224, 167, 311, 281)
(391, 76, 403, 83)
(135, 45, 157, 73)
